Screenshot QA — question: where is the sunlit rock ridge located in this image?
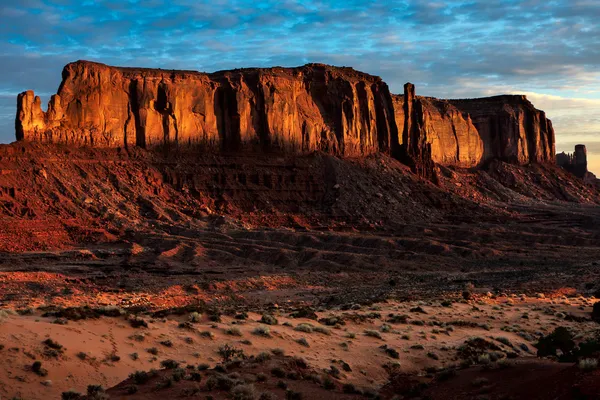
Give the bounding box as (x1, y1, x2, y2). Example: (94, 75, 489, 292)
(16, 60, 555, 171)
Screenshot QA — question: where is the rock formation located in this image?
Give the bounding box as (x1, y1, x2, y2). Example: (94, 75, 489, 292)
(557, 144, 597, 185)
(16, 61, 399, 157)
(448, 96, 555, 164)
(393, 85, 484, 174)
(16, 60, 556, 174)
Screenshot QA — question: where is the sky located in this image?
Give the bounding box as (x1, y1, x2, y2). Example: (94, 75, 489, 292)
(1, 0, 599, 174)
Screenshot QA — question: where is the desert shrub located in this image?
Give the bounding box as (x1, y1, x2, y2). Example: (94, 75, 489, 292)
(159, 339, 173, 347)
(254, 352, 271, 363)
(271, 348, 285, 356)
(226, 327, 243, 336)
(171, 367, 186, 382)
(178, 321, 194, 330)
(384, 347, 399, 359)
(43, 338, 63, 350)
(32, 361, 48, 376)
(477, 354, 491, 365)
(328, 365, 341, 378)
(129, 315, 148, 328)
(260, 313, 278, 325)
(294, 323, 313, 333)
(188, 312, 202, 323)
(489, 351, 504, 362)
(271, 367, 286, 378)
(160, 359, 180, 369)
(322, 376, 336, 390)
(387, 314, 409, 323)
(147, 347, 159, 355)
(155, 376, 174, 389)
(364, 330, 382, 339)
(289, 307, 318, 320)
(495, 337, 512, 347)
(342, 383, 358, 394)
(252, 326, 271, 337)
(129, 333, 145, 342)
(189, 371, 202, 382)
(86, 385, 108, 400)
(256, 373, 268, 382)
(235, 312, 248, 320)
(535, 327, 576, 361)
(200, 330, 215, 339)
(277, 380, 287, 389)
(232, 384, 256, 400)
(578, 358, 599, 370)
(319, 316, 344, 326)
(125, 385, 138, 394)
(61, 390, 83, 400)
(208, 310, 222, 323)
(259, 392, 277, 400)
(296, 337, 310, 347)
(129, 369, 158, 384)
(314, 326, 330, 335)
(218, 345, 246, 363)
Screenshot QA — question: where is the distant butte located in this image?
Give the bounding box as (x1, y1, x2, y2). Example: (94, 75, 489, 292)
(16, 60, 556, 178)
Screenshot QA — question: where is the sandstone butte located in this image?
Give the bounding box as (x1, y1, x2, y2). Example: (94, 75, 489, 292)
(16, 60, 555, 173)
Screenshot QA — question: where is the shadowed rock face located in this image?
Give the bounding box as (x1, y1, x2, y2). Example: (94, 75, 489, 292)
(556, 144, 597, 186)
(16, 60, 555, 171)
(448, 96, 556, 164)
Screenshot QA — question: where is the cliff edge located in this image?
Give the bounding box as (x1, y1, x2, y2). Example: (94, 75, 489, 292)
(16, 60, 556, 172)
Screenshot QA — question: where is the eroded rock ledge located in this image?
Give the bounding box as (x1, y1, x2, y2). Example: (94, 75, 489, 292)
(16, 60, 555, 172)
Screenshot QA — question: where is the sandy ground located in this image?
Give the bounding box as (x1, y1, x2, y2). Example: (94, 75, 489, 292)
(1, 293, 597, 399)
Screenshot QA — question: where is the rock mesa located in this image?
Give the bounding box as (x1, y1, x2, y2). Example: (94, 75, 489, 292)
(16, 60, 556, 172)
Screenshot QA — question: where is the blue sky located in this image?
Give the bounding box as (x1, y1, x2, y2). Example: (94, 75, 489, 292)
(1, 0, 600, 173)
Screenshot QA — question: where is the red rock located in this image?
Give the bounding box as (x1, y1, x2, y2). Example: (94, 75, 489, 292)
(448, 96, 556, 163)
(15, 60, 556, 176)
(16, 61, 398, 156)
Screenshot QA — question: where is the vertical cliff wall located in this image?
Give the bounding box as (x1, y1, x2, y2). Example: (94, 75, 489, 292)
(448, 96, 556, 164)
(392, 85, 484, 170)
(16, 60, 556, 174)
(15, 61, 399, 157)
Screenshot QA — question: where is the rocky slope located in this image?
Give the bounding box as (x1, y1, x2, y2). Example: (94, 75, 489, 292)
(17, 61, 555, 173)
